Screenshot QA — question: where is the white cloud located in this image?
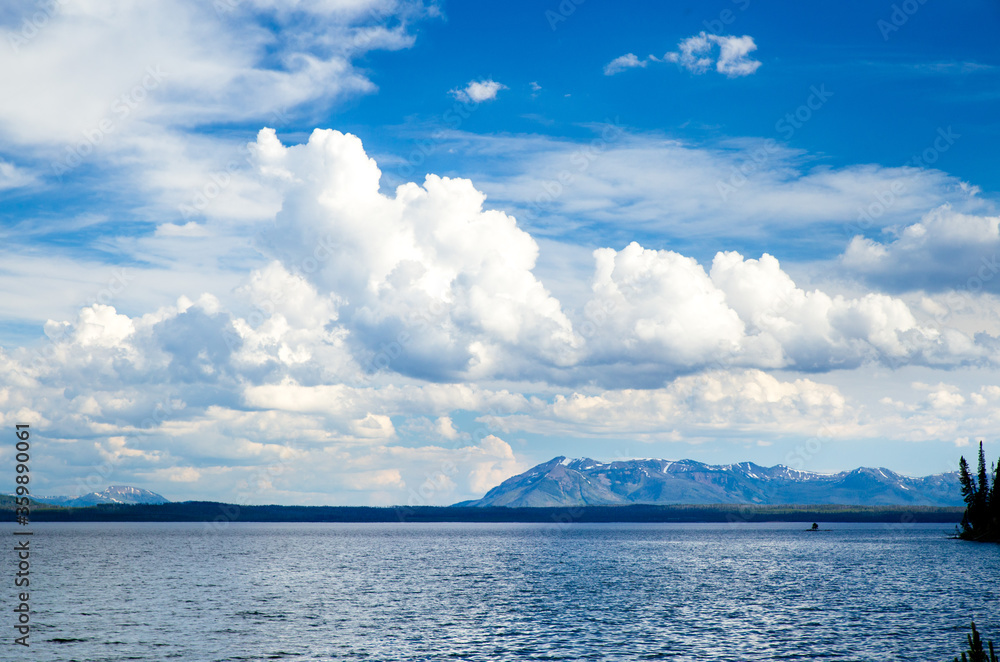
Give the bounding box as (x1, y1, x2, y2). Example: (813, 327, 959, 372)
(495, 369, 848, 441)
(485, 368, 1000, 452)
(450, 79, 507, 103)
(435, 415, 460, 440)
(154, 222, 211, 238)
(155, 467, 202, 483)
(0, 159, 36, 189)
(0, 271, 996, 503)
(574, 244, 987, 381)
(248, 129, 992, 383)
(340, 469, 405, 491)
(709, 251, 984, 369)
(665, 32, 761, 77)
(2, 124, 998, 504)
(712, 35, 762, 77)
(443, 130, 980, 245)
(604, 35, 759, 79)
(604, 53, 647, 76)
(254, 127, 580, 382)
(0, 0, 434, 262)
(842, 204, 1000, 293)
(0, 1, 427, 146)
(0, 288, 536, 504)
(583, 242, 745, 370)
(466, 435, 521, 494)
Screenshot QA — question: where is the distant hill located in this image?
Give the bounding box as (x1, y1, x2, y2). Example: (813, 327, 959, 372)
(454, 457, 963, 508)
(28, 485, 169, 507)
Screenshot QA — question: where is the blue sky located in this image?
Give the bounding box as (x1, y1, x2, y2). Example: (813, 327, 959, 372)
(1, 0, 999, 505)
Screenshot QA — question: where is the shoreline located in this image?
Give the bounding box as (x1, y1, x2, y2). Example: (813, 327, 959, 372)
(2, 501, 964, 524)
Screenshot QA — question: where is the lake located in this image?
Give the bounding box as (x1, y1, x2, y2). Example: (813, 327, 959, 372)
(5, 521, 997, 661)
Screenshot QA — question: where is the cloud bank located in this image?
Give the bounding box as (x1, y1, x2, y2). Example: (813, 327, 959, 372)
(2, 128, 999, 505)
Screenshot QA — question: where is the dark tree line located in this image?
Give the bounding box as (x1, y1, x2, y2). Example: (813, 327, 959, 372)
(958, 441, 1000, 542)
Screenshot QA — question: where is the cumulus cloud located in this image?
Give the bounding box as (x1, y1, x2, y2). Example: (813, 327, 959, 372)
(841, 205, 1000, 293)
(247, 129, 992, 384)
(7, 2, 996, 507)
(604, 53, 647, 76)
(709, 251, 985, 370)
(583, 242, 744, 370)
(574, 243, 988, 381)
(0, 288, 536, 504)
(254, 127, 580, 382)
(2, 127, 998, 505)
(665, 33, 761, 77)
(220, 133, 998, 384)
(450, 79, 507, 103)
(0, 269, 996, 504)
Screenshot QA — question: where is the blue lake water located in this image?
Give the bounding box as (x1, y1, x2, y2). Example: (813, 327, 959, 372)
(3, 521, 998, 661)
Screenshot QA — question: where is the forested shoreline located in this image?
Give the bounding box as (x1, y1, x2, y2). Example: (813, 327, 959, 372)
(1, 498, 963, 524)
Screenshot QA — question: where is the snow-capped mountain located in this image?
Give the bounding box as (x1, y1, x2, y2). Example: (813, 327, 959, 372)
(31, 485, 169, 507)
(454, 457, 962, 508)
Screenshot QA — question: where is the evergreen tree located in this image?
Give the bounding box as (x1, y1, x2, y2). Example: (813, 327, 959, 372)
(977, 443, 990, 516)
(954, 622, 997, 662)
(992, 460, 1000, 536)
(958, 442, 999, 542)
(959, 455, 978, 537)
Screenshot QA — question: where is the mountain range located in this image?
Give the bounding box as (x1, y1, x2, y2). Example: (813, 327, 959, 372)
(29, 485, 169, 507)
(454, 457, 963, 508)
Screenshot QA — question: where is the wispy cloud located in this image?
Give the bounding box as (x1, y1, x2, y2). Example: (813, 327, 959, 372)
(604, 53, 647, 76)
(0, 159, 37, 190)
